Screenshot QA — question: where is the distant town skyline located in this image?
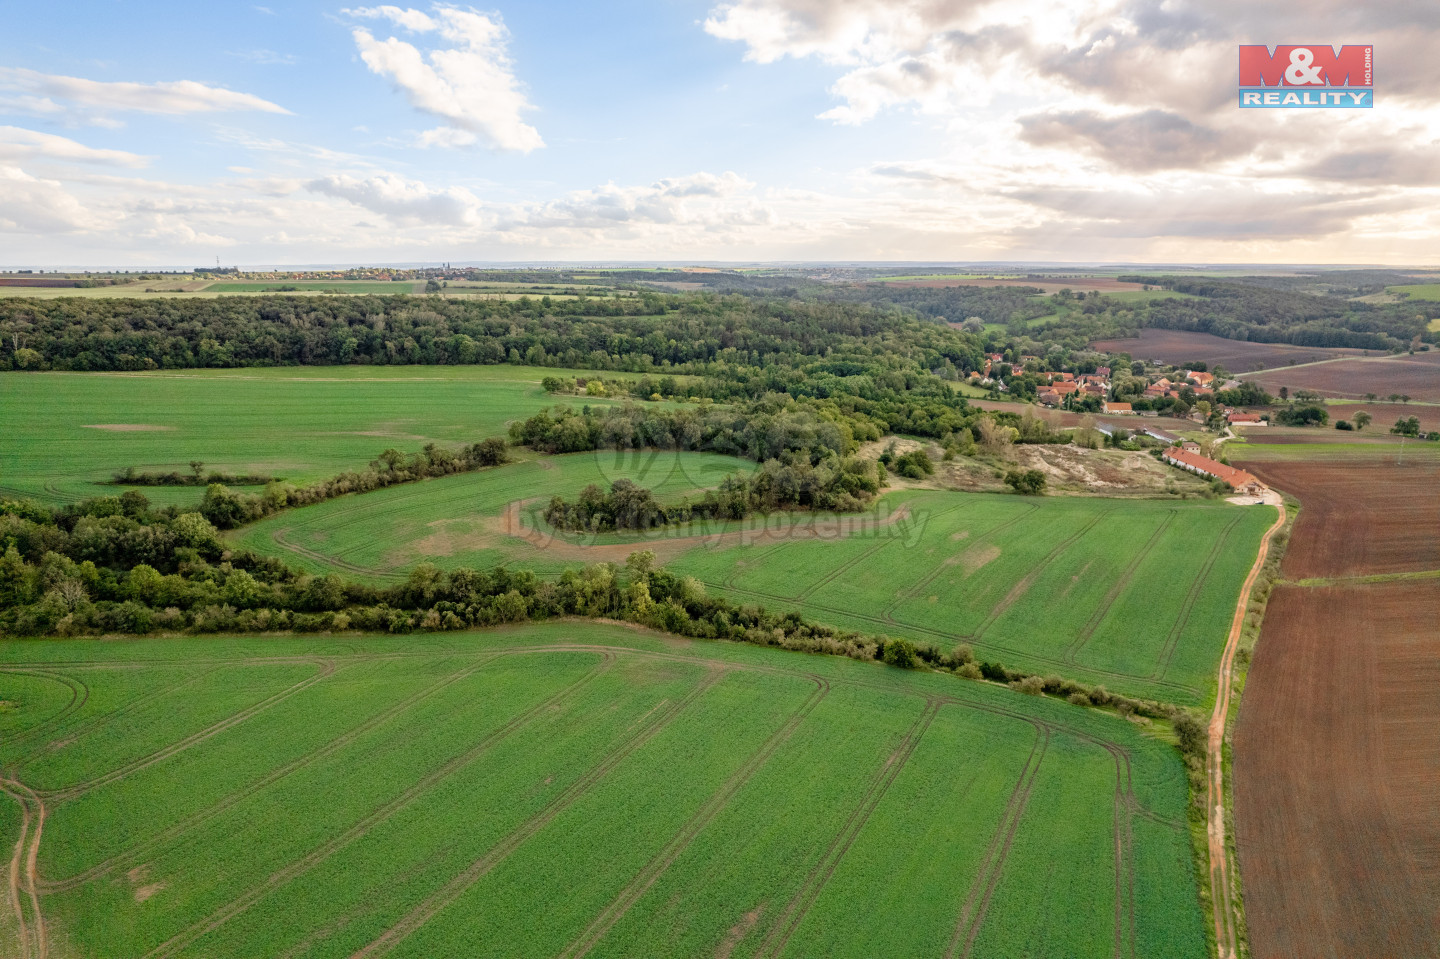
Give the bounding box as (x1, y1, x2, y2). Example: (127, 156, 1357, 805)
(3, 1, 1438, 266)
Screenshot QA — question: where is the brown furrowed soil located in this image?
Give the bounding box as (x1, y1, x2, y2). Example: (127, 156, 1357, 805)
(1243, 351, 1440, 404)
(1232, 447, 1440, 959)
(1090, 330, 1365, 371)
(1242, 460, 1440, 579)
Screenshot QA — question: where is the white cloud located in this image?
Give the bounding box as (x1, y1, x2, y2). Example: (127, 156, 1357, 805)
(345, 5, 439, 32)
(345, 6, 543, 152)
(0, 126, 149, 167)
(0, 166, 94, 233)
(0, 67, 290, 127)
(513, 172, 770, 233)
(306, 171, 483, 226)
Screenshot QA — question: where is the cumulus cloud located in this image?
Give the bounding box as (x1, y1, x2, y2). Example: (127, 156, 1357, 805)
(1017, 109, 1253, 172)
(345, 5, 543, 152)
(0, 166, 94, 233)
(0, 67, 290, 126)
(514, 172, 770, 232)
(306, 171, 483, 226)
(0, 126, 149, 167)
(706, 0, 1440, 122)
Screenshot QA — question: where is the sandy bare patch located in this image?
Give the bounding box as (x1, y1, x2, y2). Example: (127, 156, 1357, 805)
(82, 423, 175, 432)
(949, 530, 970, 542)
(135, 882, 166, 902)
(951, 543, 1001, 575)
(390, 518, 500, 564)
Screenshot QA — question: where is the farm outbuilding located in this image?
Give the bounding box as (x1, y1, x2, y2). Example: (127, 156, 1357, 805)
(1162, 448, 1265, 494)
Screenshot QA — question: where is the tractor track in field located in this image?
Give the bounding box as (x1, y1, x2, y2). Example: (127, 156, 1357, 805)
(40, 654, 508, 893)
(40, 658, 339, 804)
(751, 698, 941, 959)
(722, 542, 790, 591)
(969, 508, 1114, 644)
(0, 777, 47, 959)
(946, 724, 1050, 959)
(141, 653, 620, 959)
(792, 541, 891, 602)
(14, 666, 223, 776)
(1105, 741, 1138, 959)
(348, 666, 728, 959)
(1149, 516, 1242, 681)
(0, 670, 90, 755)
(556, 675, 832, 959)
(1062, 511, 1177, 666)
(878, 503, 1039, 626)
(270, 528, 399, 579)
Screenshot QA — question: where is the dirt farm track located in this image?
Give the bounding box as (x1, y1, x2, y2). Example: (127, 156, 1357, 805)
(1232, 455, 1440, 958)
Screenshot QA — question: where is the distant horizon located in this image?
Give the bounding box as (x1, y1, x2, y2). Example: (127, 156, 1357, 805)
(4, 260, 1438, 274)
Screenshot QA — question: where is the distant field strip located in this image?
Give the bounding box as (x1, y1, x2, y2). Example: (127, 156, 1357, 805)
(0, 366, 640, 506)
(0, 623, 1206, 958)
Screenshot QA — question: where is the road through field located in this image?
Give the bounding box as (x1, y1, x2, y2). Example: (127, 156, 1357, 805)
(1208, 493, 1284, 959)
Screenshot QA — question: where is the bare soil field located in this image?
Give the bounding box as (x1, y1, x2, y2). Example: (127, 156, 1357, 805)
(1243, 352, 1440, 404)
(1240, 459, 1440, 579)
(1090, 329, 1365, 371)
(883, 277, 1143, 293)
(1232, 447, 1440, 959)
(1326, 401, 1440, 431)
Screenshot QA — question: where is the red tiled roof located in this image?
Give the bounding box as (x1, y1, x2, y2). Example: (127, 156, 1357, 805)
(1163, 449, 1261, 488)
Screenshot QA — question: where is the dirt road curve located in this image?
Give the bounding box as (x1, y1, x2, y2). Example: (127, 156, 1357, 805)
(1233, 458, 1440, 959)
(1207, 497, 1284, 959)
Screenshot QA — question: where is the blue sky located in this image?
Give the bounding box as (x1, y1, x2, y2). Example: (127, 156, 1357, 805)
(2, 1, 1438, 266)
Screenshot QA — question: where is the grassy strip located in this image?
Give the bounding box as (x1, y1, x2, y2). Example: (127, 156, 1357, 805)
(1286, 567, 1440, 588)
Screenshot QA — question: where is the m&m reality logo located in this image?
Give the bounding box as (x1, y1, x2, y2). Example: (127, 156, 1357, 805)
(1239, 45, 1373, 108)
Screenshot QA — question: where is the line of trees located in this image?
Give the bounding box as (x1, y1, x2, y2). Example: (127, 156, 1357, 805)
(199, 439, 508, 529)
(111, 462, 277, 487)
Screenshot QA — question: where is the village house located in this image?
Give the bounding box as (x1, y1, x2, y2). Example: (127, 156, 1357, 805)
(1162, 448, 1265, 495)
(1038, 389, 1062, 406)
(1186, 370, 1215, 387)
(1228, 412, 1266, 427)
(1103, 401, 1135, 415)
(1181, 441, 1202, 453)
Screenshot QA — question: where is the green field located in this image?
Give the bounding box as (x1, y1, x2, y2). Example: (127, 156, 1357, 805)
(232, 450, 755, 578)
(1385, 283, 1440, 302)
(0, 367, 640, 507)
(0, 620, 1206, 959)
(238, 463, 1272, 704)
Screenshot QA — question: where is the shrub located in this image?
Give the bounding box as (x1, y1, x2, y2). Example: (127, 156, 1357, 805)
(1011, 675, 1045, 696)
(1173, 712, 1207, 758)
(1004, 469, 1047, 495)
(879, 637, 920, 669)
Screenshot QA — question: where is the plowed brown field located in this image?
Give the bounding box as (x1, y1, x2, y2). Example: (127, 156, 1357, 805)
(1090, 330, 1364, 371)
(1232, 451, 1440, 959)
(1243, 351, 1440, 403)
